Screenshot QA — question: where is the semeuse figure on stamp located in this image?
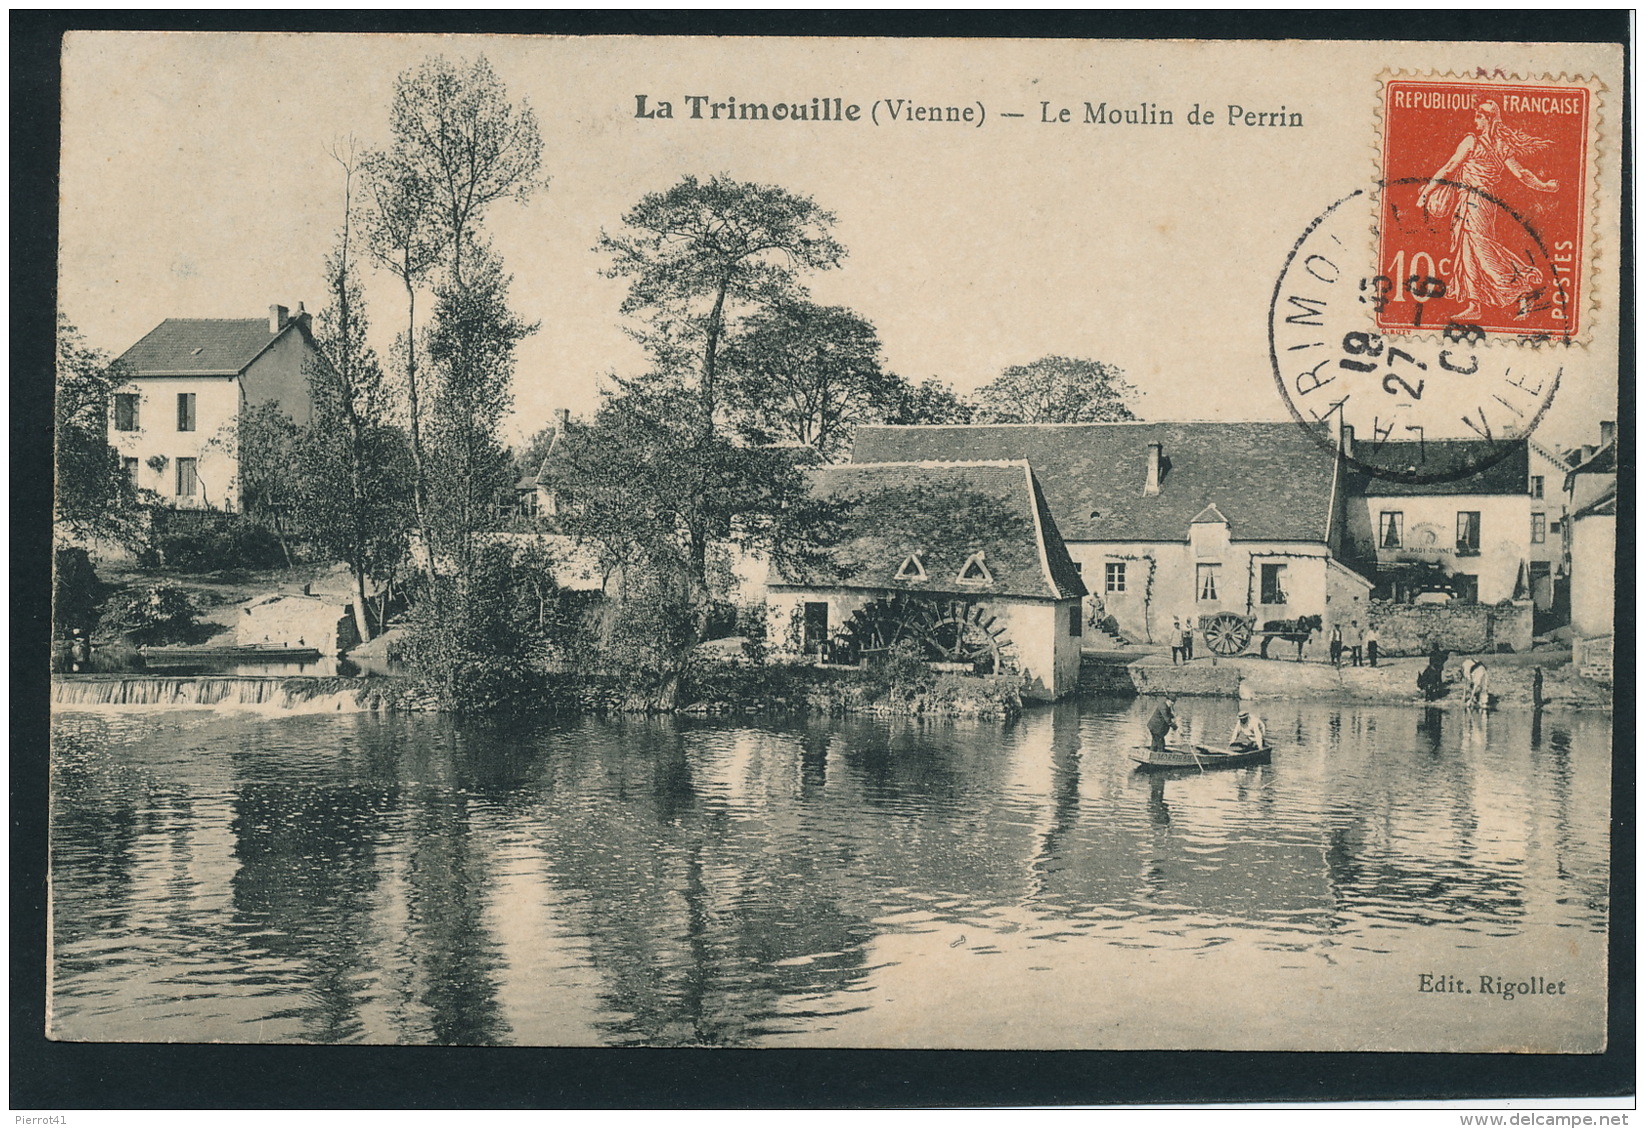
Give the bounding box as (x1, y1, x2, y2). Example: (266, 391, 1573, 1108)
(1416, 100, 1561, 323)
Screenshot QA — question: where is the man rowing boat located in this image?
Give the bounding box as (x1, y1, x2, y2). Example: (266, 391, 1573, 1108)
(1229, 709, 1266, 751)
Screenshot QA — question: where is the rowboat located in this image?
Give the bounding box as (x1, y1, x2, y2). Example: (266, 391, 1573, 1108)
(1131, 743, 1272, 772)
(140, 643, 323, 665)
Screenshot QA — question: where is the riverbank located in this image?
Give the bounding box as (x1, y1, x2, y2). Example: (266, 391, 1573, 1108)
(1113, 651, 1610, 711)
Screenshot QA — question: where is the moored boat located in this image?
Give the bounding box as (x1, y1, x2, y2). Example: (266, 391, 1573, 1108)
(1131, 743, 1272, 772)
(140, 643, 324, 665)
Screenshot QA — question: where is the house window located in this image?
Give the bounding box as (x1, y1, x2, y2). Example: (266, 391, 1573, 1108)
(1378, 511, 1404, 549)
(1456, 511, 1481, 555)
(113, 393, 139, 431)
(175, 457, 198, 497)
(1550, 520, 1561, 535)
(521, 491, 539, 518)
(121, 457, 139, 487)
(176, 392, 197, 432)
(1260, 563, 1289, 605)
(1531, 513, 1547, 544)
(1530, 475, 1545, 500)
(1068, 605, 1083, 637)
(1105, 562, 1126, 593)
(1197, 563, 1220, 601)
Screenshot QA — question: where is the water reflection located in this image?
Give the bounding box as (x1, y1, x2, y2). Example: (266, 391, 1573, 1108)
(49, 697, 1612, 1048)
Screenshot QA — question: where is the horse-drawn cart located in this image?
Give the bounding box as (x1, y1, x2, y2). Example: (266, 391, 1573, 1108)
(1193, 613, 1321, 659)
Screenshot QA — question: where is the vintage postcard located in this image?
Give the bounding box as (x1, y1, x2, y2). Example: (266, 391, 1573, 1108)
(47, 30, 1622, 1062)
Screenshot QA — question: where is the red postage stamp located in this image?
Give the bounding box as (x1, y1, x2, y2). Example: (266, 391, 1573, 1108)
(1377, 77, 1593, 339)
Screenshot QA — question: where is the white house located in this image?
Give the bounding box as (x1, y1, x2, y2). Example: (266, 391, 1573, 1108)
(108, 304, 324, 512)
(1342, 439, 1534, 607)
(1564, 424, 1617, 649)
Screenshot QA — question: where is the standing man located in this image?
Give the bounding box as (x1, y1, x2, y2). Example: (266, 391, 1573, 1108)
(1350, 620, 1365, 667)
(1365, 623, 1380, 668)
(1329, 622, 1344, 667)
(1181, 614, 1195, 662)
(1169, 617, 1184, 665)
(1147, 696, 1179, 752)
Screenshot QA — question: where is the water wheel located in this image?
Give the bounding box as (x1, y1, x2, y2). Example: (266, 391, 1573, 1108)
(928, 601, 1012, 673)
(1202, 612, 1254, 656)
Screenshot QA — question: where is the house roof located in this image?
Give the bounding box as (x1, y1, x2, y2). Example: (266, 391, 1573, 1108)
(1572, 481, 1617, 520)
(850, 422, 1338, 542)
(1568, 442, 1616, 477)
(1348, 440, 1529, 497)
(772, 460, 1087, 601)
(114, 318, 292, 377)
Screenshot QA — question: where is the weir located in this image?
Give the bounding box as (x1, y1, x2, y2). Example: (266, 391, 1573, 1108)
(52, 676, 368, 712)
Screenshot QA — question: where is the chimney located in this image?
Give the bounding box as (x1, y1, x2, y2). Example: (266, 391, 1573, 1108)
(269, 304, 289, 334)
(1144, 442, 1163, 497)
(555, 407, 571, 430)
(1599, 420, 1616, 448)
(1340, 423, 1355, 458)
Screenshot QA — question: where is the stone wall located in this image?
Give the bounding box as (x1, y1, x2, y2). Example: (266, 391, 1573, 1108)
(1367, 600, 1534, 656)
(239, 595, 358, 655)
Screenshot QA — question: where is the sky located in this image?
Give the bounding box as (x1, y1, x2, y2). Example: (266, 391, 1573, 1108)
(58, 33, 1622, 452)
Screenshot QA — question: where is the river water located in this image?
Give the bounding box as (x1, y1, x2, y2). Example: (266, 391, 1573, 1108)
(47, 697, 1611, 1051)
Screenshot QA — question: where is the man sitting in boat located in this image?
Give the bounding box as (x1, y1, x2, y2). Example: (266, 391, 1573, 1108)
(1146, 697, 1178, 752)
(1228, 709, 1266, 751)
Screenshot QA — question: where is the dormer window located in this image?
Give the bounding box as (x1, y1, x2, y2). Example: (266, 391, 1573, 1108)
(894, 553, 928, 583)
(956, 551, 993, 587)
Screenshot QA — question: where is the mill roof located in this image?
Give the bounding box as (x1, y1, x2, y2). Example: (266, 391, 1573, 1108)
(850, 421, 1338, 542)
(1348, 440, 1529, 496)
(772, 460, 1087, 601)
(114, 318, 294, 377)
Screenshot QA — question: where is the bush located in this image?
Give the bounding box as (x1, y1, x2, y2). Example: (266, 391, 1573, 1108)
(98, 583, 212, 645)
(154, 515, 288, 572)
(53, 547, 108, 638)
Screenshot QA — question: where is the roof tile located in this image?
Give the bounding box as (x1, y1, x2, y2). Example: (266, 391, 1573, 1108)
(774, 460, 1086, 601)
(115, 319, 284, 376)
(851, 422, 1337, 542)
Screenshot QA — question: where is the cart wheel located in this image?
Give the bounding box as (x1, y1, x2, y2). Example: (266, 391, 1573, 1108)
(1203, 612, 1253, 656)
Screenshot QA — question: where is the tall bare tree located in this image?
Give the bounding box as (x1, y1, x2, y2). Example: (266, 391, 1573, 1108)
(360, 149, 442, 580)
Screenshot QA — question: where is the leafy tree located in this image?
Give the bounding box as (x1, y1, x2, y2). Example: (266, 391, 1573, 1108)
(234, 400, 303, 567)
(720, 299, 898, 460)
(975, 355, 1139, 423)
(423, 241, 535, 578)
(302, 194, 415, 636)
(884, 377, 976, 425)
(546, 387, 848, 707)
(363, 54, 544, 584)
(384, 55, 544, 289)
(54, 316, 143, 548)
(598, 175, 845, 439)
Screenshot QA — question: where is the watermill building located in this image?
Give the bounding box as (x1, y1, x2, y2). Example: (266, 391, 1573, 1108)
(849, 422, 1374, 655)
